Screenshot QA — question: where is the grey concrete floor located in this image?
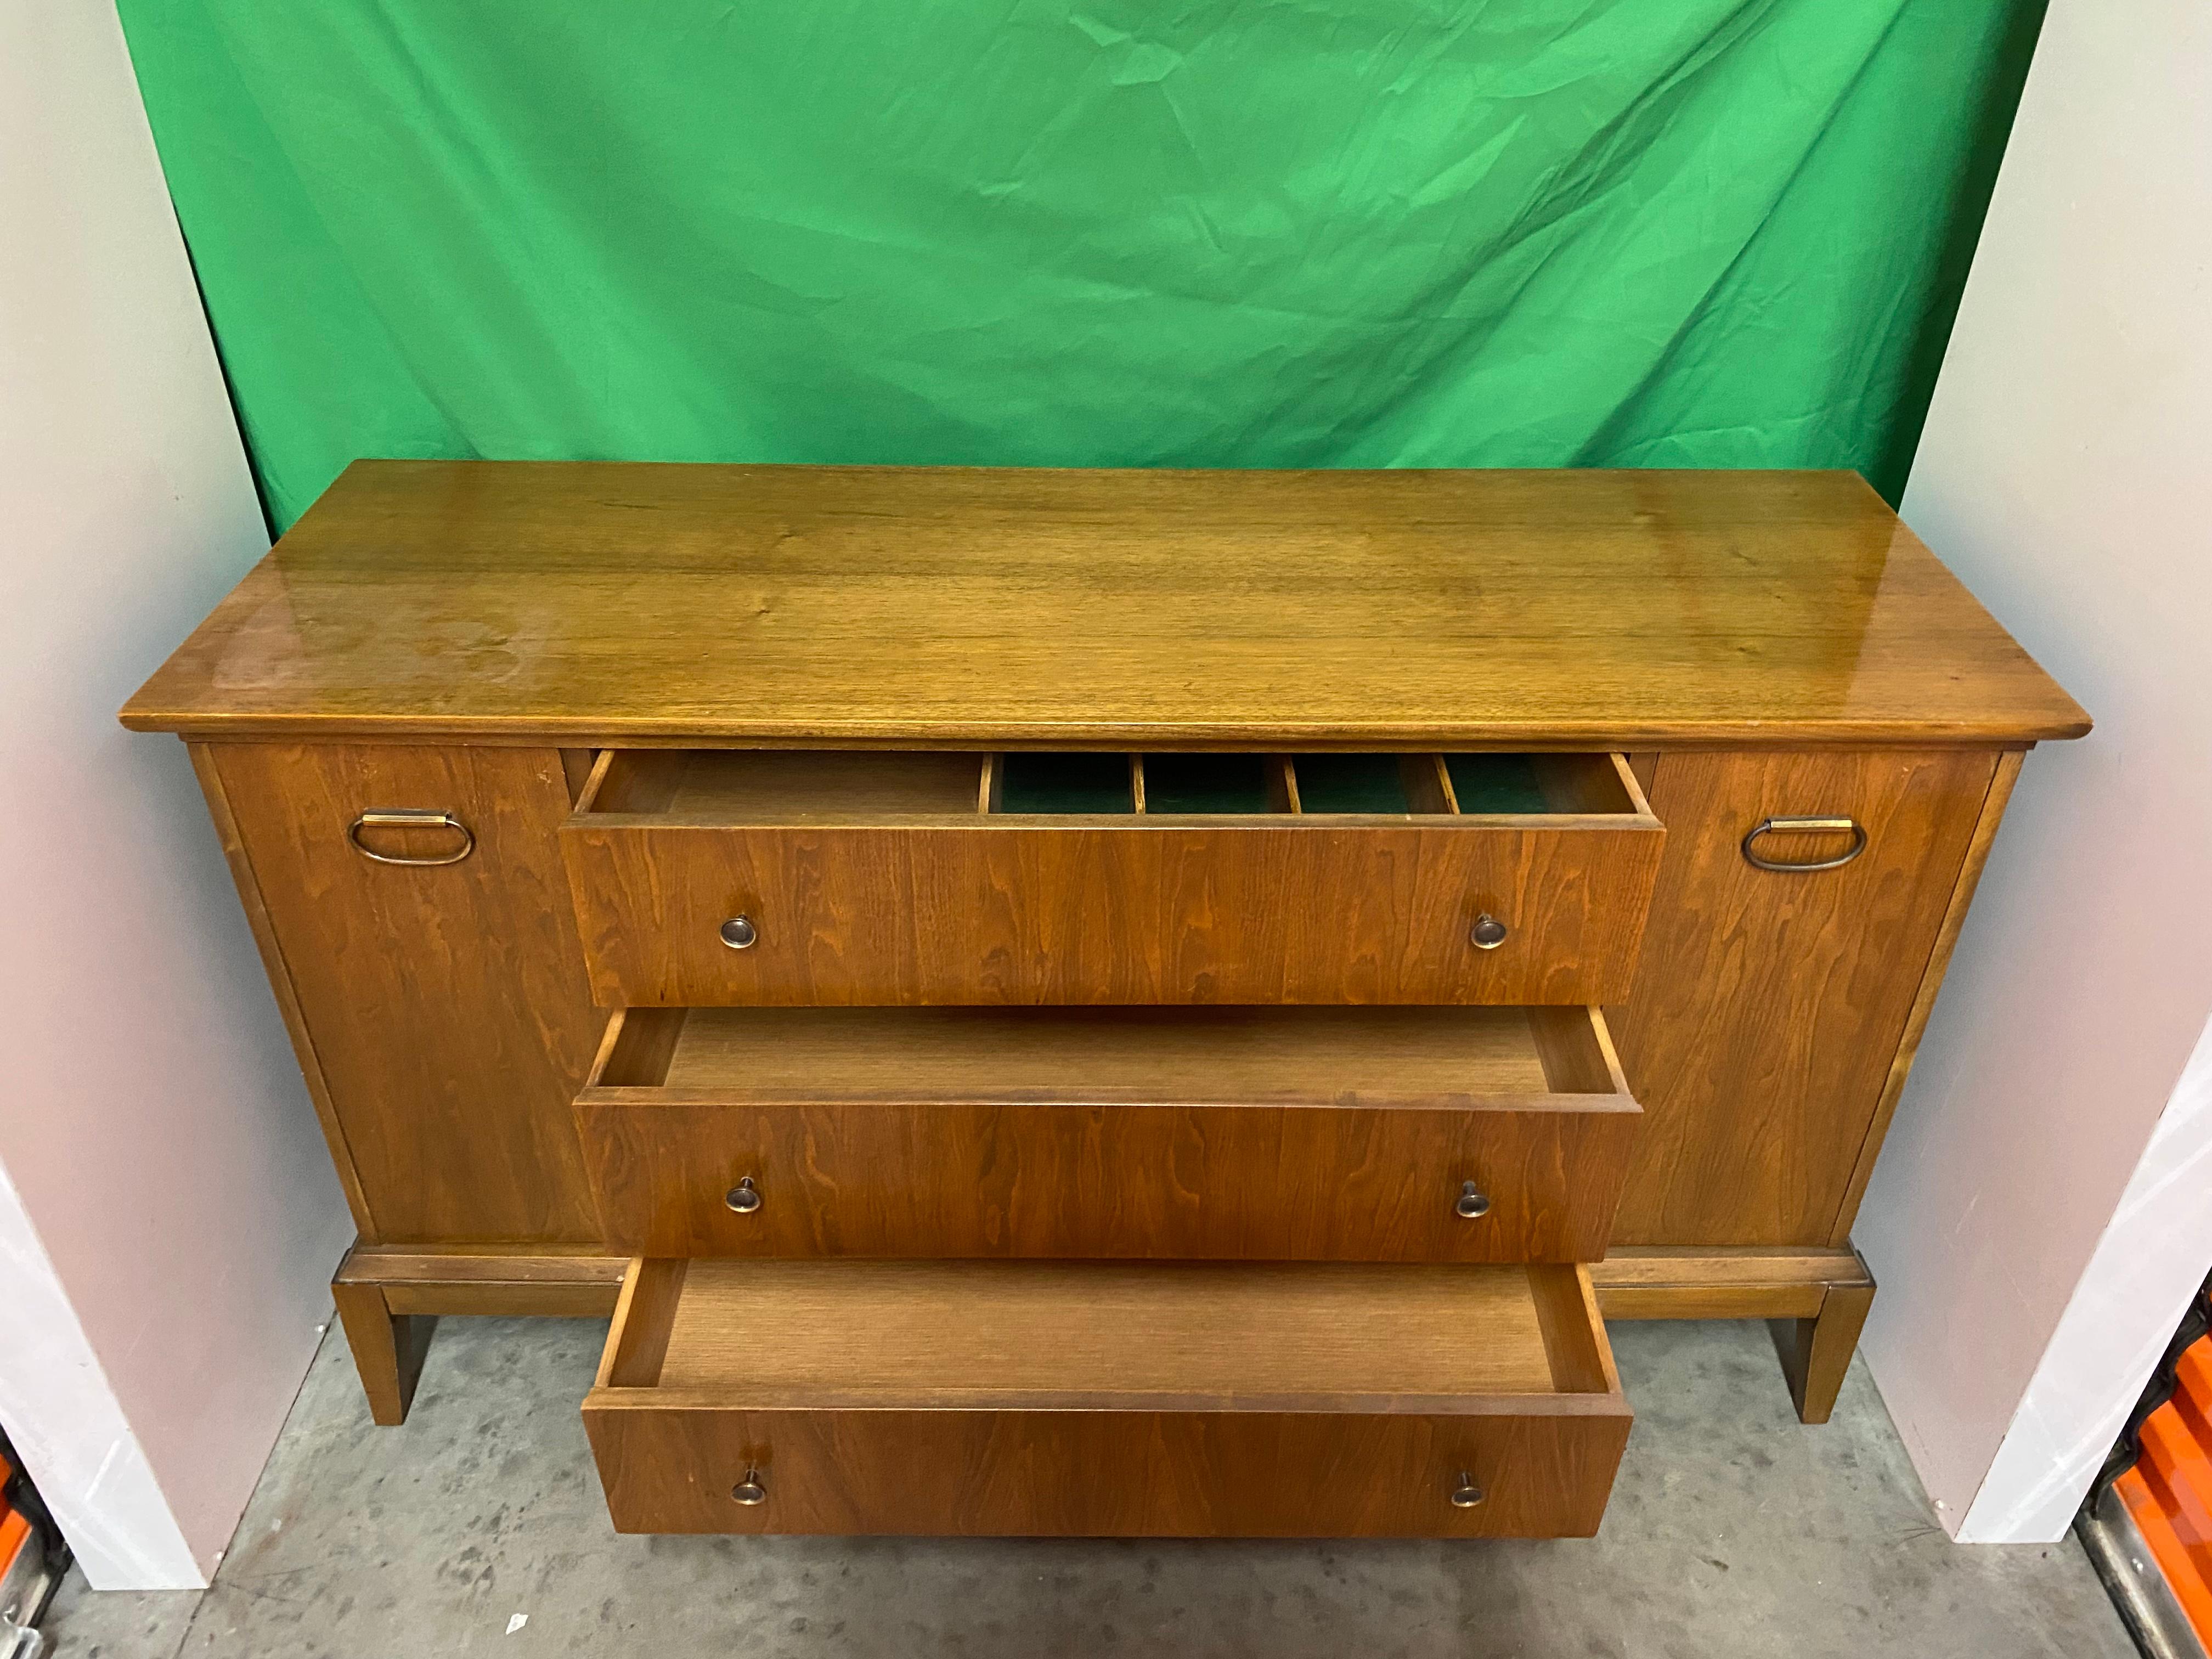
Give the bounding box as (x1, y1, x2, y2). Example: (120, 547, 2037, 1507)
(42, 1315, 2131, 1658)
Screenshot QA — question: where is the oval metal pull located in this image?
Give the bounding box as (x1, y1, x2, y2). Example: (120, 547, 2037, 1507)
(1741, 816, 1868, 873)
(732, 1468, 767, 1506)
(1468, 912, 1509, 950)
(719, 915, 759, 950)
(1450, 1471, 1485, 1509)
(1455, 1181, 1491, 1220)
(725, 1177, 762, 1214)
(347, 810, 475, 866)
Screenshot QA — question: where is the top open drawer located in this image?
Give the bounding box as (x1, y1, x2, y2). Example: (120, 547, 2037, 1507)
(561, 751, 1664, 1007)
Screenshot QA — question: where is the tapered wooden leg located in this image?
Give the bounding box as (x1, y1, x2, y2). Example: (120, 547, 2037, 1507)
(1773, 1271, 1877, 1425)
(331, 1279, 436, 1426)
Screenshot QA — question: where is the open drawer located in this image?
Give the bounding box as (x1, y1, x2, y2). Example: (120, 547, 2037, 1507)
(576, 1002, 1639, 1262)
(583, 1258, 1632, 1537)
(559, 749, 1664, 1007)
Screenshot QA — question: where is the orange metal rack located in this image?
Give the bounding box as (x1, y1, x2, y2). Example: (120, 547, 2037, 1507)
(2114, 1338, 2212, 1645)
(2080, 1281, 2212, 1659)
(0, 1437, 66, 1659)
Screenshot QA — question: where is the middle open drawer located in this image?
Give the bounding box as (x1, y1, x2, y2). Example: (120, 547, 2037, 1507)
(574, 1002, 1640, 1263)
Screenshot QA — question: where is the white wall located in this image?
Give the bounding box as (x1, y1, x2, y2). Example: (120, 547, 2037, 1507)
(0, 1, 356, 1588)
(1860, 0, 2212, 1543)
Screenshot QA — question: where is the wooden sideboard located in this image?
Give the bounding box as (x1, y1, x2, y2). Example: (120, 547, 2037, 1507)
(123, 462, 2087, 1538)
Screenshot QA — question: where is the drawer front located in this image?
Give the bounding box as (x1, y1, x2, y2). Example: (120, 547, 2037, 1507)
(585, 1405, 1629, 1538)
(562, 821, 1661, 1006)
(575, 1004, 1640, 1262)
(582, 1093, 1634, 1263)
(583, 1258, 1630, 1539)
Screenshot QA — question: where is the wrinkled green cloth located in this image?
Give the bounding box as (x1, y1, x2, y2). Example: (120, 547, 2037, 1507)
(117, 0, 2040, 531)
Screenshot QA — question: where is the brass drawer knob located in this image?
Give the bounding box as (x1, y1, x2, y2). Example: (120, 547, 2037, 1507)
(719, 915, 759, 950)
(725, 1177, 763, 1214)
(732, 1468, 767, 1506)
(1468, 913, 1508, 950)
(1450, 1472, 1484, 1509)
(1455, 1181, 1491, 1220)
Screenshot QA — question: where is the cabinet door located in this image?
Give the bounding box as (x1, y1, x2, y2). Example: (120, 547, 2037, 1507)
(1605, 749, 2003, 1247)
(201, 743, 605, 1244)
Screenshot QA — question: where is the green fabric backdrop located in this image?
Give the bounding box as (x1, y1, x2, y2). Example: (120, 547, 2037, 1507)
(117, 0, 2041, 532)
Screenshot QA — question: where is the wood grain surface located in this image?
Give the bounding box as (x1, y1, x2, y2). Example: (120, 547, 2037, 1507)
(1775, 1277, 1878, 1426)
(188, 742, 380, 1228)
(640, 1002, 1570, 1094)
(1605, 749, 1999, 1245)
(338, 1243, 627, 1320)
(1826, 749, 2023, 1244)
(206, 742, 607, 1242)
(583, 1404, 1629, 1537)
(582, 1260, 1629, 1536)
(1588, 1244, 1866, 1321)
(122, 462, 2089, 747)
(575, 1006, 1639, 1262)
(561, 817, 1662, 1007)
(646, 1260, 1568, 1401)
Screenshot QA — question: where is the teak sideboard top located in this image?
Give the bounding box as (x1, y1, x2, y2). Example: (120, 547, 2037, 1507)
(121, 461, 2087, 748)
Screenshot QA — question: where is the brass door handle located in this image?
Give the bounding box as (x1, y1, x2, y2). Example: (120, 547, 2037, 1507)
(1741, 816, 1866, 873)
(1455, 1181, 1492, 1219)
(347, 810, 475, 866)
(1450, 1471, 1485, 1509)
(732, 1468, 767, 1505)
(725, 1177, 762, 1214)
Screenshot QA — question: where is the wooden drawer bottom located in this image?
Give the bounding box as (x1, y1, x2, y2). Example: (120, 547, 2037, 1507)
(583, 1259, 1631, 1537)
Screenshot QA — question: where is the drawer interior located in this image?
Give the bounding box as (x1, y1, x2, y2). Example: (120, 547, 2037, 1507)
(995, 751, 1139, 814)
(597, 1259, 1618, 1407)
(575, 748, 1650, 823)
(1138, 753, 1279, 815)
(585, 1002, 1632, 1110)
(580, 749, 986, 820)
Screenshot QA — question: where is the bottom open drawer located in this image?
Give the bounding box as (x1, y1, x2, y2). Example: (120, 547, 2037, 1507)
(583, 1257, 1631, 1538)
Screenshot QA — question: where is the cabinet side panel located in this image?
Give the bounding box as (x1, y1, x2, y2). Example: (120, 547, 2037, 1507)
(1606, 749, 1998, 1246)
(209, 742, 605, 1243)
(188, 741, 377, 1233)
(1826, 749, 2023, 1244)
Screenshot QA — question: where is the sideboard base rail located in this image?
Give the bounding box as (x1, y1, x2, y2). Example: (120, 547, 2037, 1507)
(330, 1241, 1872, 1429)
(331, 1244, 627, 1424)
(1588, 1244, 1876, 1425)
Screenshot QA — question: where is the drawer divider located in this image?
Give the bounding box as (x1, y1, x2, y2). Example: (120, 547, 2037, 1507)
(1530, 1265, 1617, 1393)
(1404, 755, 1456, 814)
(590, 1007, 689, 1088)
(1526, 1006, 1630, 1096)
(600, 1259, 689, 1387)
(1426, 754, 1460, 814)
